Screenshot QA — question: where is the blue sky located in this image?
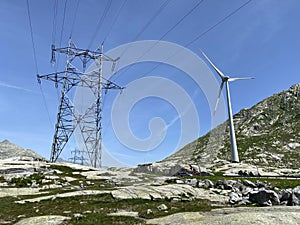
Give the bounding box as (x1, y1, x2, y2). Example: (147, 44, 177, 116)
(0, 0, 299, 167)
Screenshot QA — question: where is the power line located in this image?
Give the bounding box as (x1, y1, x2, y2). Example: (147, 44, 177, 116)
(38, 84, 54, 127)
(115, 0, 171, 60)
(69, 0, 81, 39)
(112, 0, 204, 82)
(51, 0, 58, 45)
(103, 0, 128, 43)
(88, 0, 113, 49)
(132, 0, 171, 41)
(26, 0, 53, 128)
(125, 0, 253, 80)
(58, 0, 68, 48)
(186, 0, 252, 47)
(53, 0, 68, 72)
(26, 0, 39, 74)
(159, 0, 204, 41)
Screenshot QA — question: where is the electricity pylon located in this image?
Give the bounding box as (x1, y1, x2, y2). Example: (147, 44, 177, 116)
(37, 39, 123, 167)
(69, 148, 86, 165)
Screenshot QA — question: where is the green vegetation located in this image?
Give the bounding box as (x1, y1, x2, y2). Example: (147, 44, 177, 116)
(0, 192, 212, 224)
(9, 173, 45, 187)
(0, 175, 5, 183)
(49, 165, 87, 178)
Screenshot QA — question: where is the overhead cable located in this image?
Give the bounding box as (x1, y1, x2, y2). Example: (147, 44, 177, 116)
(88, 0, 113, 49)
(26, 0, 39, 74)
(103, 0, 128, 43)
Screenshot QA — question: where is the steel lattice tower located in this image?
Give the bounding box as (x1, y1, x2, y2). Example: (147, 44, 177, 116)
(38, 39, 123, 167)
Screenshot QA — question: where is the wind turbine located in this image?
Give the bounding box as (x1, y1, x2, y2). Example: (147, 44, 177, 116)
(200, 50, 254, 163)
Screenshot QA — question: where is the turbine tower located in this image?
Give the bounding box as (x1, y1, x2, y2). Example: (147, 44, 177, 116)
(200, 50, 254, 163)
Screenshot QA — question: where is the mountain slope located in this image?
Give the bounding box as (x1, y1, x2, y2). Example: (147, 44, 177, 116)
(161, 84, 300, 169)
(0, 140, 45, 161)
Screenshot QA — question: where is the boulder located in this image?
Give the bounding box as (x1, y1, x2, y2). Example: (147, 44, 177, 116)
(249, 189, 280, 206)
(278, 189, 292, 204)
(242, 180, 257, 188)
(228, 192, 242, 205)
(203, 179, 214, 188)
(185, 178, 198, 186)
(292, 186, 300, 206)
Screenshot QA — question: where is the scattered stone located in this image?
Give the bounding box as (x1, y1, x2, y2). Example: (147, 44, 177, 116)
(292, 186, 300, 205)
(108, 211, 139, 217)
(278, 189, 293, 204)
(203, 179, 214, 188)
(147, 209, 153, 215)
(242, 179, 256, 188)
(175, 179, 184, 184)
(170, 198, 180, 203)
(73, 213, 83, 220)
(83, 211, 92, 214)
(185, 178, 197, 186)
(157, 204, 168, 211)
(63, 211, 71, 214)
(228, 192, 242, 205)
(17, 215, 26, 219)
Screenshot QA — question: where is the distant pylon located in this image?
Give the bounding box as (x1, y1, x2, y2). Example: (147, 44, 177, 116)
(37, 38, 123, 167)
(69, 148, 86, 165)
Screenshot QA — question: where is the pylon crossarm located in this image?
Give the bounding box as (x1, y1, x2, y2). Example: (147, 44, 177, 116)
(53, 46, 119, 62)
(102, 78, 124, 90)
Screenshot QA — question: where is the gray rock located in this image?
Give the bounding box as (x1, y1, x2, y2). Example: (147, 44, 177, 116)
(214, 180, 236, 190)
(255, 180, 270, 189)
(241, 186, 253, 197)
(147, 206, 300, 225)
(242, 179, 257, 188)
(74, 213, 83, 220)
(229, 192, 242, 205)
(292, 186, 300, 205)
(278, 189, 293, 203)
(249, 189, 280, 206)
(236, 198, 252, 206)
(203, 179, 214, 188)
(157, 204, 168, 211)
(14, 215, 70, 225)
(223, 180, 237, 190)
(175, 179, 184, 184)
(197, 181, 205, 188)
(185, 178, 198, 186)
(293, 186, 300, 199)
(147, 209, 153, 215)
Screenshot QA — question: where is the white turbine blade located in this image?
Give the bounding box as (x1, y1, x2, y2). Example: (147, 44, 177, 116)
(228, 77, 255, 82)
(214, 81, 225, 115)
(200, 49, 227, 79)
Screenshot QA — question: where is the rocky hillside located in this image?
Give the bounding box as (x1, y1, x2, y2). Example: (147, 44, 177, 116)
(0, 140, 45, 161)
(161, 83, 300, 169)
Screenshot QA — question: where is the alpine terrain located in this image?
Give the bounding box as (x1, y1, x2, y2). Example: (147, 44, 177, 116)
(161, 83, 300, 169)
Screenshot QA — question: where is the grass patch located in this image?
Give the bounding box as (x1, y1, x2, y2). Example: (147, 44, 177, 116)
(9, 173, 45, 187)
(0, 192, 213, 224)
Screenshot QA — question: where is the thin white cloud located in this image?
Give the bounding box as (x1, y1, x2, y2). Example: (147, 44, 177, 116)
(0, 81, 33, 93)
